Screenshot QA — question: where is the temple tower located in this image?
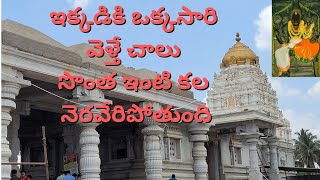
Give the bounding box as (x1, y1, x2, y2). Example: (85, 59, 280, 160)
(207, 33, 294, 180)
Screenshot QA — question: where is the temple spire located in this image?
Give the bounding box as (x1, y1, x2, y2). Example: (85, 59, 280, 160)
(220, 33, 259, 69)
(235, 32, 241, 42)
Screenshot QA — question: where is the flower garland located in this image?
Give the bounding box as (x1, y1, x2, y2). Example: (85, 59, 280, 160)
(303, 23, 314, 39)
(288, 20, 305, 38)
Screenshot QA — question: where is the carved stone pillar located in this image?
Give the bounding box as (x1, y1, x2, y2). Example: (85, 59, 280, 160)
(73, 86, 109, 180)
(267, 137, 280, 180)
(2, 66, 30, 180)
(246, 134, 263, 180)
(140, 102, 163, 180)
(8, 112, 20, 173)
(8, 101, 30, 174)
(78, 122, 100, 179)
(189, 122, 210, 180)
(238, 124, 263, 180)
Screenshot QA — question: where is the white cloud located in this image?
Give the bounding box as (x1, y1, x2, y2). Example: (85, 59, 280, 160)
(69, 0, 90, 8)
(276, 81, 320, 139)
(254, 5, 272, 51)
(307, 81, 320, 98)
(269, 78, 301, 97)
(283, 109, 320, 137)
(283, 109, 320, 138)
(286, 89, 301, 97)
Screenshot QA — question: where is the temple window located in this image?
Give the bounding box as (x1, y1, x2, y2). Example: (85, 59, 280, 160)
(229, 139, 242, 165)
(235, 147, 242, 164)
(163, 126, 183, 161)
(164, 137, 181, 160)
(169, 138, 181, 160)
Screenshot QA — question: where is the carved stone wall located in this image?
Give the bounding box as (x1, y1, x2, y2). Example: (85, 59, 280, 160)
(207, 65, 282, 120)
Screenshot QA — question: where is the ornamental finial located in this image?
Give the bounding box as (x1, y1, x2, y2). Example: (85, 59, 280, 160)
(236, 32, 241, 42)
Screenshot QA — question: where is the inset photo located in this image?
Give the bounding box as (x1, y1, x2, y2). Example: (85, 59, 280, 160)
(272, 0, 320, 77)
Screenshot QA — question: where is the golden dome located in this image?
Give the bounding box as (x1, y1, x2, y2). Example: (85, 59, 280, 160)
(220, 33, 259, 69)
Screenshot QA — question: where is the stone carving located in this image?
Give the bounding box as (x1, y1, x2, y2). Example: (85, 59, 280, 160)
(246, 134, 263, 180)
(189, 123, 210, 180)
(208, 64, 282, 118)
(8, 112, 20, 174)
(267, 137, 281, 180)
(78, 123, 101, 179)
(224, 95, 239, 108)
(140, 102, 164, 180)
(73, 86, 106, 180)
(2, 66, 30, 180)
(142, 124, 163, 180)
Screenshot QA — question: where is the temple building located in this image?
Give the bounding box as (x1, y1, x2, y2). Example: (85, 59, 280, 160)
(2, 20, 295, 180)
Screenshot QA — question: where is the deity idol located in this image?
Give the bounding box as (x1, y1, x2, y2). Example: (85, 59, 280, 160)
(275, 9, 319, 76)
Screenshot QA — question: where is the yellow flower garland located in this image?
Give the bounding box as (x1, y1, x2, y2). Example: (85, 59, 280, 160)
(303, 23, 314, 39)
(288, 20, 305, 38)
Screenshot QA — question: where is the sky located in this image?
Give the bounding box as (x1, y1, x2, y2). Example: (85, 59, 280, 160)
(2, 0, 320, 137)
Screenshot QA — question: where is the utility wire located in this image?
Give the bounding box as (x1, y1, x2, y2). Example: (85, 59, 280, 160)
(31, 83, 86, 107)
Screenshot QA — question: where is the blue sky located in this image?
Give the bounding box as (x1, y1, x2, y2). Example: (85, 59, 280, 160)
(2, 0, 320, 137)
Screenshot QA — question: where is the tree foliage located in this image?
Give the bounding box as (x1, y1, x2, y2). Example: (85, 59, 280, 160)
(294, 129, 320, 168)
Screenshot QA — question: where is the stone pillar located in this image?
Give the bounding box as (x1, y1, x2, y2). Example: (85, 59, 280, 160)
(189, 122, 210, 180)
(2, 66, 30, 180)
(219, 134, 231, 165)
(213, 140, 220, 180)
(208, 132, 220, 180)
(8, 112, 20, 173)
(245, 134, 263, 180)
(260, 142, 270, 166)
(8, 102, 30, 174)
(78, 122, 100, 179)
(267, 137, 280, 180)
(207, 141, 214, 179)
(73, 86, 109, 180)
(140, 102, 163, 180)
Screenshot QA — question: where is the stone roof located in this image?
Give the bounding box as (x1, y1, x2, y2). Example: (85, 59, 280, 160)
(2, 20, 63, 47)
(2, 20, 193, 98)
(2, 20, 84, 66)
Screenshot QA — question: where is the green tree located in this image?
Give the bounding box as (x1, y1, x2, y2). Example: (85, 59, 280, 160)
(294, 129, 320, 168)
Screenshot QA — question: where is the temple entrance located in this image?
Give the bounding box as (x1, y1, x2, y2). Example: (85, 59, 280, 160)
(19, 109, 65, 179)
(13, 78, 147, 180)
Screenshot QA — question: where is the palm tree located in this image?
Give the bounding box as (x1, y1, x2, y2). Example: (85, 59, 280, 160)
(294, 129, 320, 168)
